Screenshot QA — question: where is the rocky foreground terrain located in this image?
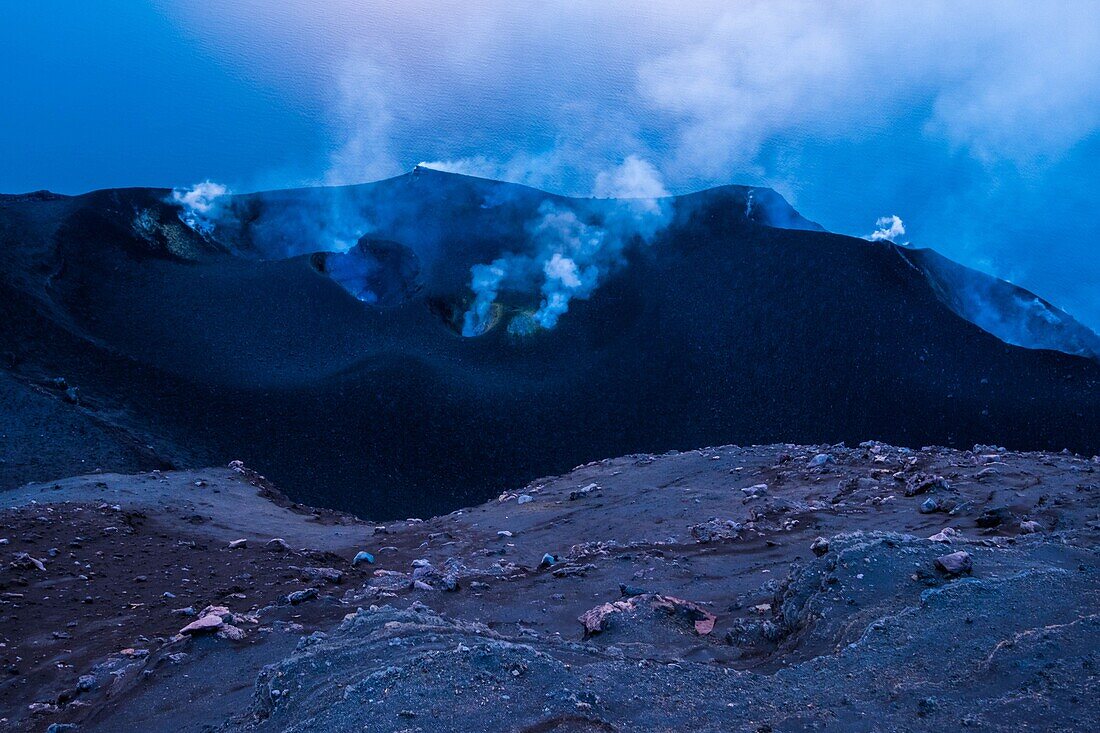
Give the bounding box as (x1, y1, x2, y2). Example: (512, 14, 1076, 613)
(1, 442, 1098, 732)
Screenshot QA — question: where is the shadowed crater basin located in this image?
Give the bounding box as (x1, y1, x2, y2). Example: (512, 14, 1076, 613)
(311, 237, 422, 306)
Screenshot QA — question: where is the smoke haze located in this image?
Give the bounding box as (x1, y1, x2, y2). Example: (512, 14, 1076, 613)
(3, 1, 1098, 330)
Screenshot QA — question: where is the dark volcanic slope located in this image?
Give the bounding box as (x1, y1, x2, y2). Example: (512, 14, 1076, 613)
(0, 169, 1098, 518)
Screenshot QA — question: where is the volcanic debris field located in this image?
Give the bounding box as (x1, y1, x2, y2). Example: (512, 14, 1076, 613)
(0, 442, 1097, 732)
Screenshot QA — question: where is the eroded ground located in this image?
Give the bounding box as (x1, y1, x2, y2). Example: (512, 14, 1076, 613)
(1, 442, 1098, 731)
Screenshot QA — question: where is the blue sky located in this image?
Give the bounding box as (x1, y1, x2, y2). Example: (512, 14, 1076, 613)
(2, 1, 1097, 331)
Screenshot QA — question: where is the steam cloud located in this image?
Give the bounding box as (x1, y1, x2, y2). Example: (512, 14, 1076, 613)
(170, 181, 229, 236)
(462, 156, 671, 336)
(866, 215, 906, 243)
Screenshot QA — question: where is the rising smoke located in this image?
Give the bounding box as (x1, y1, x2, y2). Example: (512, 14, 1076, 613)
(866, 214, 906, 243)
(170, 181, 230, 237)
(461, 157, 672, 336)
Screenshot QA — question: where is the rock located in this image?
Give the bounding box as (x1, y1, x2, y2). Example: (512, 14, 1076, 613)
(569, 483, 600, 500)
(552, 563, 596, 578)
(286, 588, 318, 605)
(690, 518, 742, 543)
(619, 583, 648, 597)
(228, 538, 248, 549)
(352, 551, 375, 566)
(1019, 520, 1043, 534)
(810, 537, 830, 556)
(934, 551, 973, 576)
(47, 724, 78, 733)
(919, 497, 942, 514)
(180, 614, 224, 635)
(579, 593, 717, 637)
(741, 484, 768, 498)
(904, 473, 947, 497)
(538, 553, 559, 569)
(301, 567, 344, 584)
(516, 494, 533, 505)
(412, 580, 434, 591)
(266, 538, 291, 552)
(928, 527, 962, 543)
(808, 453, 833, 468)
(217, 624, 246, 641)
(856, 477, 879, 491)
(10, 552, 47, 572)
(77, 674, 96, 691)
(172, 606, 198, 617)
(976, 507, 1012, 528)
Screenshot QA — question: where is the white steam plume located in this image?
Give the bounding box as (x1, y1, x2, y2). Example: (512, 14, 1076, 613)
(461, 157, 671, 336)
(593, 155, 669, 201)
(866, 214, 906, 243)
(170, 181, 229, 236)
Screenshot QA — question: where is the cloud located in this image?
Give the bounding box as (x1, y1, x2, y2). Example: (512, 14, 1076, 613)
(637, 1, 1100, 176)
(152, 1, 1100, 330)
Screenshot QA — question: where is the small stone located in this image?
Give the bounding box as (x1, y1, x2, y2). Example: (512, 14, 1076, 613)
(934, 551, 972, 576)
(265, 538, 291, 552)
(517, 494, 533, 505)
(928, 527, 961, 543)
(496, 530, 513, 538)
(286, 588, 318, 604)
(1019, 520, 1043, 534)
(539, 553, 559, 569)
(77, 674, 96, 691)
(569, 483, 600, 500)
(180, 614, 224, 635)
(741, 484, 768, 498)
(808, 453, 833, 468)
(810, 537, 830, 557)
(919, 497, 941, 514)
(976, 507, 1011, 528)
(302, 567, 344, 584)
(217, 624, 246, 641)
(228, 538, 248, 550)
(10, 553, 46, 572)
(352, 551, 375, 566)
(690, 518, 741, 543)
